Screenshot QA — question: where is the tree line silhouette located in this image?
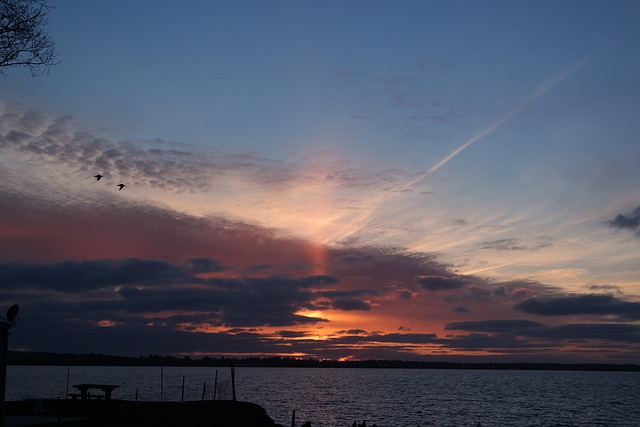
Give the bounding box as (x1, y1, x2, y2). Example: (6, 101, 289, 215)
(8, 351, 640, 372)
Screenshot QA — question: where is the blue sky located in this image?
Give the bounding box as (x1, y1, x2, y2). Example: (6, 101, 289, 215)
(1, 0, 640, 362)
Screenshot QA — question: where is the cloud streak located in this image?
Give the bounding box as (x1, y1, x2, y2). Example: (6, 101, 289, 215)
(328, 54, 596, 245)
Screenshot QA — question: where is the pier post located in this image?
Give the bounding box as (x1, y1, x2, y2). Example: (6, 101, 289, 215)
(132, 388, 139, 426)
(213, 370, 217, 401)
(65, 366, 70, 399)
(160, 366, 164, 402)
(231, 366, 236, 402)
(0, 323, 8, 427)
(0, 305, 19, 427)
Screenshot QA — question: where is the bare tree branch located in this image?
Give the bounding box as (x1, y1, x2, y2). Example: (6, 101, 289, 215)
(0, 0, 58, 76)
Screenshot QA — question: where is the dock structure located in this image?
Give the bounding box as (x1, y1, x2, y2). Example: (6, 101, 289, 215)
(4, 399, 283, 427)
(68, 384, 120, 400)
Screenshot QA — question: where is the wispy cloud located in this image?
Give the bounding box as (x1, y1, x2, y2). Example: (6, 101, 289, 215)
(479, 236, 554, 252)
(328, 54, 596, 245)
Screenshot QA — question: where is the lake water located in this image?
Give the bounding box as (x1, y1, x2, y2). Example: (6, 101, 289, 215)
(5, 366, 640, 426)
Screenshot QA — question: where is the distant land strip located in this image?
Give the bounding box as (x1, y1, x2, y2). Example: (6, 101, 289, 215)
(7, 351, 640, 372)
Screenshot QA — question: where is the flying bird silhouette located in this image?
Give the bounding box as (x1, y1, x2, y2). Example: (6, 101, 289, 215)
(117, 184, 126, 190)
(94, 174, 103, 181)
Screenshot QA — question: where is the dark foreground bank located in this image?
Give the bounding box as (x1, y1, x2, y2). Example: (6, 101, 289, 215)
(5, 399, 284, 427)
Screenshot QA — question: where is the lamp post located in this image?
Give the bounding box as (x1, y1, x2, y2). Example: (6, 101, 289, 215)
(0, 305, 19, 427)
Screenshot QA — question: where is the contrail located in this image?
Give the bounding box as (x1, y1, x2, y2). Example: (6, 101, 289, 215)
(328, 54, 595, 245)
(404, 53, 594, 189)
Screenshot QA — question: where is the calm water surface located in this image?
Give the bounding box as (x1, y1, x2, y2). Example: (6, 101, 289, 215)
(6, 366, 640, 426)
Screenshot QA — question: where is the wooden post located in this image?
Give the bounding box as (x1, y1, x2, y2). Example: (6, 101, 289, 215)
(65, 366, 70, 400)
(213, 370, 218, 401)
(0, 322, 10, 427)
(291, 409, 296, 427)
(199, 382, 207, 427)
(132, 388, 138, 427)
(0, 305, 17, 427)
(56, 397, 61, 426)
(231, 366, 237, 402)
(160, 366, 164, 402)
(211, 371, 218, 424)
(180, 376, 185, 423)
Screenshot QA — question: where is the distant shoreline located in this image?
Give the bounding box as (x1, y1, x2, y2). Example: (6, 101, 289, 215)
(8, 351, 640, 372)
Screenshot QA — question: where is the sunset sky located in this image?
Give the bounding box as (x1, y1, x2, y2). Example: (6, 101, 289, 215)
(1, 0, 640, 363)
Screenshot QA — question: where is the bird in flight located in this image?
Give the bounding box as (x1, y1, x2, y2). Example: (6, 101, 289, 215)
(117, 184, 126, 191)
(94, 174, 103, 181)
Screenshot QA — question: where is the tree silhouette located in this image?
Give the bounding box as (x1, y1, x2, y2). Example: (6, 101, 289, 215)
(0, 0, 57, 76)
